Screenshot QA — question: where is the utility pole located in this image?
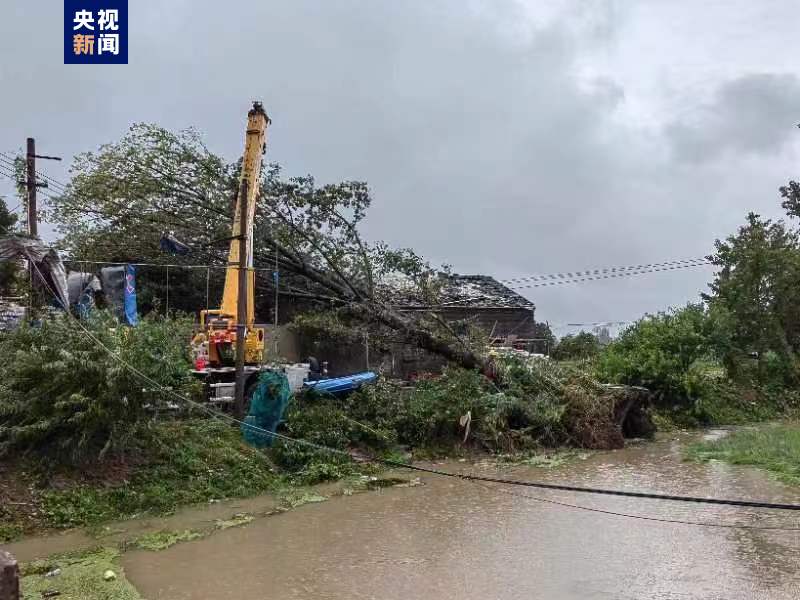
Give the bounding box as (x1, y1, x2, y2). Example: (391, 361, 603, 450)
(25, 138, 37, 237)
(234, 179, 249, 419)
(24, 138, 61, 237)
(22, 139, 60, 317)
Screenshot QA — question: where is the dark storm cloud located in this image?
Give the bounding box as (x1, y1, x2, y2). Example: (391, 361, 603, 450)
(666, 73, 800, 163)
(1, 1, 799, 326)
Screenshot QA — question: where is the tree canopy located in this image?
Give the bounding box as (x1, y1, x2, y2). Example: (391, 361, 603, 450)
(551, 332, 600, 361)
(49, 123, 484, 368)
(0, 196, 19, 296)
(704, 210, 800, 382)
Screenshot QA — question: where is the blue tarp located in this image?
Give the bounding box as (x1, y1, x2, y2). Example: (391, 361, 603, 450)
(100, 265, 138, 326)
(303, 371, 377, 395)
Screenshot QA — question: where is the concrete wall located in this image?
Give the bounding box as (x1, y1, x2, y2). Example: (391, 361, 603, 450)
(267, 306, 536, 379)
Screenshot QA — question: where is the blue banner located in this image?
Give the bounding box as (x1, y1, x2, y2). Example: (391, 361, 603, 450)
(64, 0, 128, 64)
(124, 264, 138, 326)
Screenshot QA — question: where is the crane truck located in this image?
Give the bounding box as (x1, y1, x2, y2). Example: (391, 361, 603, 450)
(190, 102, 373, 410)
(190, 101, 274, 409)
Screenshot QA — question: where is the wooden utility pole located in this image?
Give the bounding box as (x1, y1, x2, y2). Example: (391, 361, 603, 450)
(25, 138, 36, 237)
(234, 179, 249, 419)
(23, 138, 61, 237)
(22, 139, 59, 316)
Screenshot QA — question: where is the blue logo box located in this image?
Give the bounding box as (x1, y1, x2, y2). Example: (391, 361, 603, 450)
(64, 0, 128, 64)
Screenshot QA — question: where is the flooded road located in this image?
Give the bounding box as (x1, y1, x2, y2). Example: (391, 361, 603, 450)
(123, 431, 800, 599)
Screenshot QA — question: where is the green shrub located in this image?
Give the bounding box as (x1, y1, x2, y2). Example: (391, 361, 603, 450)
(0, 311, 198, 463)
(269, 395, 362, 484)
(594, 304, 712, 403)
(272, 358, 626, 478)
(552, 332, 600, 361)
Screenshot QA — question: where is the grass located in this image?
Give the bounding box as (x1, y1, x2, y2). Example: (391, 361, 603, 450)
(20, 547, 142, 600)
(1, 419, 285, 538)
(686, 424, 800, 485)
(41, 419, 283, 529)
(131, 529, 203, 551)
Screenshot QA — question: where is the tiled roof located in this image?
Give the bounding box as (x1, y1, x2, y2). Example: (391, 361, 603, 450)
(388, 274, 535, 310)
(442, 275, 535, 309)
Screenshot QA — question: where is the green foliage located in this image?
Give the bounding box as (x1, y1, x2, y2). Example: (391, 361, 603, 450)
(594, 304, 713, 402)
(49, 123, 437, 316)
(591, 304, 790, 426)
(269, 397, 362, 485)
(133, 529, 203, 551)
(20, 546, 142, 600)
(552, 332, 600, 361)
(214, 512, 256, 529)
(39, 420, 279, 528)
(686, 424, 800, 485)
(706, 212, 800, 384)
(0, 195, 20, 295)
(656, 379, 783, 428)
(290, 311, 365, 344)
(388, 369, 490, 445)
(0, 522, 23, 543)
(272, 360, 625, 480)
(593, 192, 800, 419)
(0, 311, 198, 463)
(49, 122, 487, 372)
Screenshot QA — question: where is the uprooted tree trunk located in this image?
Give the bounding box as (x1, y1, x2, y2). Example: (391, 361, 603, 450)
(341, 301, 486, 371)
(565, 384, 654, 450)
(255, 235, 488, 372)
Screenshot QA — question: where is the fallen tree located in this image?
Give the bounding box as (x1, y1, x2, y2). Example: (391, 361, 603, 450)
(50, 123, 487, 370)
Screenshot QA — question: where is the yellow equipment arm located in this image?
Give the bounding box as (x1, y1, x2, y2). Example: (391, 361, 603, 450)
(219, 102, 270, 328)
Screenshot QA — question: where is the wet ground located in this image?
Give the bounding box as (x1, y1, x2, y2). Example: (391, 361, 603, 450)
(116, 430, 800, 599)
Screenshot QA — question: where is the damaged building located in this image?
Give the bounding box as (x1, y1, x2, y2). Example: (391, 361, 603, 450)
(396, 274, 540, 343)
(283, 274, 549, 378)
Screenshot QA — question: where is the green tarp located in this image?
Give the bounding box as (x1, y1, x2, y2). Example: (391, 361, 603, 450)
(241, 371, 292, 448)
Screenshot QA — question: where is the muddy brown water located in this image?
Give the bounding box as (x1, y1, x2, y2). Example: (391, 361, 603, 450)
(114, 430, 800, 600)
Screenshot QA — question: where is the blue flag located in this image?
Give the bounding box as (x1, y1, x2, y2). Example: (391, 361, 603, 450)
(124, 264, 138, 326)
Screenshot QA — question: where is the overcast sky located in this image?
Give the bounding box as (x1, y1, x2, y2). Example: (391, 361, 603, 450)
(2, 0, 799, 331)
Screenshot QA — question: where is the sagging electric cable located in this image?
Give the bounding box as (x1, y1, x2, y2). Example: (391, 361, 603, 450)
(18, 161, 720, 297)
(509, 261, 713, 290)
(26, 261, 800, 529)
(500, 257, 712, 285)
(0, 154, 67, 194)
(467, 480, 800, 531)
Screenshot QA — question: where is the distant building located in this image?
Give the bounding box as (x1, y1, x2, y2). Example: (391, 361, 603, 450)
(393, 274, 539, 342)
(270, 273, 547, 379)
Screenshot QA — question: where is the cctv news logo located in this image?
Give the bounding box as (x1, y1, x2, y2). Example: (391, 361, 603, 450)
(64, 0, 128, 64)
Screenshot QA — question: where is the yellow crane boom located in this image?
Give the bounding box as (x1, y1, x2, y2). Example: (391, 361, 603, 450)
(220, 102, 269, 327)
(198, 102, 270, 367)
